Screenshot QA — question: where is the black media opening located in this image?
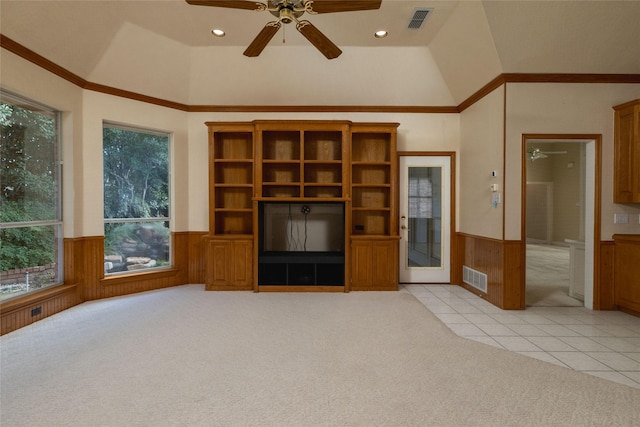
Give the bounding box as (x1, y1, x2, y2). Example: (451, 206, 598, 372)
(258, 202, 345, 286)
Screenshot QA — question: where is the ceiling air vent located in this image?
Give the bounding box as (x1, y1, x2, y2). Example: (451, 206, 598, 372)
(408, 8, 432, 30)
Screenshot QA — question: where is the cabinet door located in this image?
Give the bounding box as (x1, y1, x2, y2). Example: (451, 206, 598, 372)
(614, 236, 640, 312)
(613, 101, 640, 203)
(351, 241, 372, 288)
(371, 240, 398, 289)
(206, 239, 253, 290)
(351, 239, 398, 290)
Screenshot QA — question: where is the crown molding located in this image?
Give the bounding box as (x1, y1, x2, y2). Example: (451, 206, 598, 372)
(3, 34, 640, 114)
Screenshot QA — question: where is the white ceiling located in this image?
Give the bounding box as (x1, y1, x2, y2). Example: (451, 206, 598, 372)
(1, 0, 639, 104)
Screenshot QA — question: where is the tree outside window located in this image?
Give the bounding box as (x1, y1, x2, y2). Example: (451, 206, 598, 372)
(103, 125, 170, 274)
(0, 92, 62, 300)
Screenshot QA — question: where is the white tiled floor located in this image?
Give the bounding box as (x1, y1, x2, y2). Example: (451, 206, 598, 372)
(401, 284, 640, 389)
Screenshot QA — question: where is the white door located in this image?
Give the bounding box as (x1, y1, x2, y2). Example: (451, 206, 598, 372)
(399, 155, 451, 283)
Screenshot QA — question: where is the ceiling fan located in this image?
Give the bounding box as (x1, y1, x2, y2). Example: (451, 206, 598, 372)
(528, 147, 568, 161)
(185, 0, 383, 59)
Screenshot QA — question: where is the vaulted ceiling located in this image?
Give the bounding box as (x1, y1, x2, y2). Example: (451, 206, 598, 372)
(2, 0, 640, 105)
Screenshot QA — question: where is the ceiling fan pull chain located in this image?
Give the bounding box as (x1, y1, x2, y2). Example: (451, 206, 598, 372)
(282, 23, 286, 44)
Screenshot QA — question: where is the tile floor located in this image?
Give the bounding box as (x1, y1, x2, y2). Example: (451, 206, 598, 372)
(401, 284, 640, 389)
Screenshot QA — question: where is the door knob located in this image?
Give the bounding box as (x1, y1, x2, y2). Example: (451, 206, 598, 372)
(400, 216, 409, 231)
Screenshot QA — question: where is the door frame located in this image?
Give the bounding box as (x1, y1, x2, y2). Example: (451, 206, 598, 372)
(521, 134, 602, 309)
(398, 152, 457, 284)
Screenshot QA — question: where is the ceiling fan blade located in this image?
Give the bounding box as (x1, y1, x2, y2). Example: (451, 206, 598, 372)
(296, 20, 341, 59)
(185, 0, 265, 11)
(243, 21, 282, 57)
(306, 0, 382, 14)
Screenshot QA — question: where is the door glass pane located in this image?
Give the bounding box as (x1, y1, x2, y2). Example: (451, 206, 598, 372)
(407, 166, 442, 268)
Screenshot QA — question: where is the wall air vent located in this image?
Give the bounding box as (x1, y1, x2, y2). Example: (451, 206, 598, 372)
(408, 8, 432, 30)
(463, 266, 488, 293)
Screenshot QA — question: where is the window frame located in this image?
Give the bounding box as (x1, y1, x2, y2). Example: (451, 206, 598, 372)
(102, 121, 172, 276)
(0, 90, 63, 299)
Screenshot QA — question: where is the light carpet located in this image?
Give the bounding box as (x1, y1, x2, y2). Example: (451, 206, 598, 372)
(1, 284, 639, 426)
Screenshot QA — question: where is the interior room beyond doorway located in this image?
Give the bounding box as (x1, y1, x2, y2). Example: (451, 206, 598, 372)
(525, 138, 595, 308)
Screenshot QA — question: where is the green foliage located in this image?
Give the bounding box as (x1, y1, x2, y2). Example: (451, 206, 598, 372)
(0, 225, 55, 270)
(103, 127, 170, 269)
(103, 127, 169, 219)
(0, 100, 58, 271)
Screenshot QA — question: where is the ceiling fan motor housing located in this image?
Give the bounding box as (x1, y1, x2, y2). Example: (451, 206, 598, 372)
(269, 0, 306, 23)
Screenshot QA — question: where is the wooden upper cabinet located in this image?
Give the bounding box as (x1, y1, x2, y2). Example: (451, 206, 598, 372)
(613, 99, 640, 203)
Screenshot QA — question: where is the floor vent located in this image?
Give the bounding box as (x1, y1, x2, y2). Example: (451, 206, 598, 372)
(463, 266, 488, 293)
(408, 8, 432, 30)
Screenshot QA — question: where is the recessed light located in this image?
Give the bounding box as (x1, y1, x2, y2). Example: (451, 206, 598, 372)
(374, 30, 388, 38)
(211, 29, 226, 37)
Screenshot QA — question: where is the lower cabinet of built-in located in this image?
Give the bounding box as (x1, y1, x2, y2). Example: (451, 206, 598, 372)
(205, 237, 398, 291)
(350, 238, 398, 291)
(205, 238, 253, 290)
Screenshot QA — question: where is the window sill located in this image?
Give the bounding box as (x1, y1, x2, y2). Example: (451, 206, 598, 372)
(100, 268, 179, 287)
(0, 283, 78, 314)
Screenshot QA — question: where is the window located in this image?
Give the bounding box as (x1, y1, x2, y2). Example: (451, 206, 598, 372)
(0, 91, 62, 300)
(103, 124, 170, 274)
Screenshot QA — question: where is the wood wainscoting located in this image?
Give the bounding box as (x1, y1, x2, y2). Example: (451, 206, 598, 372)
(598, 240, 616, 310)
(455, 233, 524, 310)
(1, 232, 207, 335)
(454, 234, 618, 312)
(0, 284, 81, 335)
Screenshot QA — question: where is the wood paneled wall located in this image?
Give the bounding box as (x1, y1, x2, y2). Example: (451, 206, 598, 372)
(455, 234, 619, 312)
(598, 241, 616, 310)
(1, 232, 207, 335)
(456, 233, 524, 310)
(0, 284, 81, 335)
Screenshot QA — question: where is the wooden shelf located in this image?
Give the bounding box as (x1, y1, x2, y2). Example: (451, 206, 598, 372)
(213, 131, 253, 160)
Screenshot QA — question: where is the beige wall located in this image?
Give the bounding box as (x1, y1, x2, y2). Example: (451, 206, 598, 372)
(1, 52, 190, 237)
(186, 112, 460, 231)
(1, 51, 83, 238)
(2, 51, 460, 237)
(4, 47, 639, 244)
(505, 83, 640, 240)
(188, 46, 456, 106)
(80, 92, 189, 235)
(459, 86, 505, 239)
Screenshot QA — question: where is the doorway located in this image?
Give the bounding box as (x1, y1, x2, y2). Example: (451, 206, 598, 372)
(523, 135, 600, 309)
(398, 154, 453, 283)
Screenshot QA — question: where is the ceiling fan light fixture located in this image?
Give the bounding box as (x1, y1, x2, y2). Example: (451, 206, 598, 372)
(374, 30, 388, 38)
(211, 28, 226, 37)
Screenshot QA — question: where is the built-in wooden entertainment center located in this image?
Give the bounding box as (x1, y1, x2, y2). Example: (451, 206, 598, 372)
(204, 120, 399, 292)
